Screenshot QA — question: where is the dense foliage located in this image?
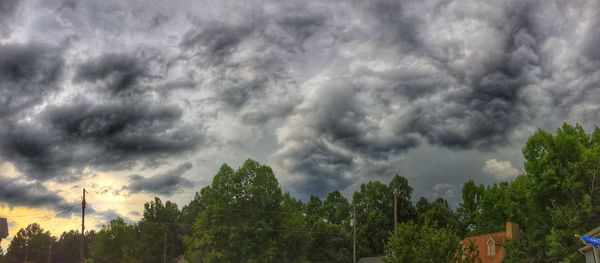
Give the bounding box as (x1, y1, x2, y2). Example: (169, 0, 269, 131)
(0, 123, 597, 262)
(383, 221, 480, 263)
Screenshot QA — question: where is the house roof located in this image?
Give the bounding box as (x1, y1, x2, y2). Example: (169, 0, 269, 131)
(463, 231, 508, 263)
(465, 231, 508, 245)
(586, 225, 600, 237)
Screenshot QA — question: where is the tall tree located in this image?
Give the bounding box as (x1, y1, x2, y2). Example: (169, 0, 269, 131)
(180, 188, 208, 232)
(457, 180, 484, 234)
(135, 197, 182, 263)
(305, 195, 323, 225)
(417, 198, 460, 233)
(389, 175, 415, 224)
(52, 230, 95, 263)
(305, 191, 352, 263)
(383, 221, 480, 263)
(352, 180, 393, 257)
(504, 123, 600, 262)
(90, 218, 138, 263)
(3, 223, 56, 263)
(184, 159, 310, 262)
(322, 191, 351, 225)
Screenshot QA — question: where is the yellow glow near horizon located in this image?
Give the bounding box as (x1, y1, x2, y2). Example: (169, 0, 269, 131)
(0, 171, 151, 251)
(0, 163, 193, 251)
(0, 206, 81, 250)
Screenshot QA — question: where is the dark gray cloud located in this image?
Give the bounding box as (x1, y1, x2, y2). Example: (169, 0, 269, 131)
(126, 162, 194, 195)
(406, 3, 540, 149)
(272, 82, 420, 195)
(0, 0, 20, 36)
(90, 209, 134, 226)
(0, 42, 64, 117)
(1, 0, 599, 205)
(363, 0, 420, 48)
(581, 9, 600, 64)
(178, 6, 323, 117)
(0, 175, 77, 214)
(0, 100, 201, 181)
(270, 0, 591, 197)
(181, 22, 255, 65)
(75, 53, 148, 96)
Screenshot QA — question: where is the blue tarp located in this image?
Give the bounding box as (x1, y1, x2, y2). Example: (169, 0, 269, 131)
(581, 235, 600, 249)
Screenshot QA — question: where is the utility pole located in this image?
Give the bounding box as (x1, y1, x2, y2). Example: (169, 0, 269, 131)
(353, 203, 356, 263)
(394, 193, 398, 233)
(163, 229, 167, 263)
(48, 244, 52, 263)
(24, 244, 28, 263)
(81, 188, 86, 263)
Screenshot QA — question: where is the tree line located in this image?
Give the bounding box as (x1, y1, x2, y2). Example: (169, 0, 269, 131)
(0, 123, 598, 262)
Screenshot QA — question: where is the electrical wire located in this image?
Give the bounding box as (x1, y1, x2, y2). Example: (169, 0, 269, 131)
(0, 204, 80, 218)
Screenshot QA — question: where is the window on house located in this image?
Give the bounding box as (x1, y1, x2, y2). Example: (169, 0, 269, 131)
(487, 238, 495, 256)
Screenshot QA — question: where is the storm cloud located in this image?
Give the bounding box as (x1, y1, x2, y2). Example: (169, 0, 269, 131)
(0, 100, 201, 181)
(0, 42, 64, 118)
(0, 175, 77, 214)
(75, 52, 149, 96)
(0, 0, 599, 208)
(126, 162, 195, 195)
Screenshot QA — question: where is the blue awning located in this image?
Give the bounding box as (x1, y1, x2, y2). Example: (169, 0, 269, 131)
(581, 235, 600, 249)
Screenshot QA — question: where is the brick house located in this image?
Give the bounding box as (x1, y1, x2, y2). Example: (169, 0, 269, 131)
(462, 222, 519, 263)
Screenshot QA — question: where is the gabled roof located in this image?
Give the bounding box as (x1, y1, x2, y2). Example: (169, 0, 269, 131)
(465, 231, 507, 245)
(586, 225, 600, 237)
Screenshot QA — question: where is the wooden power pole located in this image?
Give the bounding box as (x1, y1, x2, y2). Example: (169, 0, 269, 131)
(163, 230, 167, 263)
(394, 193, 398, 233)
(48, 244, 52, 263)
(353, 203, 356, 263)
(81, 188, 86, 262)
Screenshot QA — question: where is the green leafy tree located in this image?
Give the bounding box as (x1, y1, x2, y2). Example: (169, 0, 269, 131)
(3, 223, 55, 263)
(417, 198, 460, 232)
(305, 191, 352, 262)
(52, 230, 95, 263)
(415, 197, 430, 216)
(307, 220, 352, 262)
(305, 195, 323, 225)
(180, 189, 208, 232)
(383, 221, 480, 263)
(474, 183, 510, 234)
(322, 191, 351, 225)
(504, 123, 600, 262)
(389, 175, 415, 224)
(135, 197, 182, 263)
(184, 159, 310, 262)
(457, 180, 484, 233)
(352, 180, 393, 257)
(90, 218, 138, 263)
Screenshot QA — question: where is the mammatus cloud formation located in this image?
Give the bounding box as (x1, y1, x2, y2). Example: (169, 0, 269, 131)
(0, 0, 599, 216)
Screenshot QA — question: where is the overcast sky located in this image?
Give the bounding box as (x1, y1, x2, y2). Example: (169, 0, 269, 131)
(1, 0, 600, 234)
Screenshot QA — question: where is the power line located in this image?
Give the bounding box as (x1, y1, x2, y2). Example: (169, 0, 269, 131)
(89, 202, 308, 217)
(193, 224, 352, 237)
(0, 205, 80, 218)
